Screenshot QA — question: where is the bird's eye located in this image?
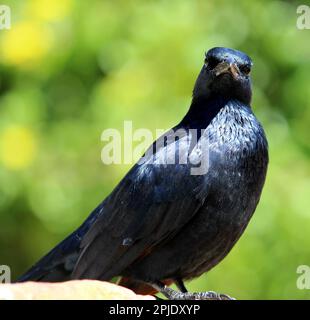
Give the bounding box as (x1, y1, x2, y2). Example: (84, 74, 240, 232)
(205, 56, 219, 69)
(240, 65, 251, 75)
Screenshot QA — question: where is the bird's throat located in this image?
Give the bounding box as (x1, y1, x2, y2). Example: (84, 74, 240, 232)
(180, 96, 229, 129)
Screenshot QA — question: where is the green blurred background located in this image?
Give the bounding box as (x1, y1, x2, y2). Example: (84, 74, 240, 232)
(0, 0, 309, 299)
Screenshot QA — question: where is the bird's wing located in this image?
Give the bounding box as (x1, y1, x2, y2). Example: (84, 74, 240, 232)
(73, 129, 210, 279)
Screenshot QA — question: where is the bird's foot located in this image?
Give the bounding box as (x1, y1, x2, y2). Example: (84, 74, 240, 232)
(151, 282, 235, 300)
(162, 287, 234, 300)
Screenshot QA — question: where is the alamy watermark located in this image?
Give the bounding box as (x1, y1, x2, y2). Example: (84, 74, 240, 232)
(101, 121, 210, 176)
(0, 5, 10, 30)
(0, 265, 11, 283)
(297, 5, 310, 29)
(100, 120, 267, 175)
(296, 265, 310, 289)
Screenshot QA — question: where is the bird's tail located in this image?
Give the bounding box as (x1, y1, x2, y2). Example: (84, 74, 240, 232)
(17, 205, 102, 283)
(17, 230, 81, 283)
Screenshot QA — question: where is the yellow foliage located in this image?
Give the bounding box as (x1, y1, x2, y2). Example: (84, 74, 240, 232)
(0, 126, 37, 170)
(1, 21, 53, 67)
(28, 0, 73, 22)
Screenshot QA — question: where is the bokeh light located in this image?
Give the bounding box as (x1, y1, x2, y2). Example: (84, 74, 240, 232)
(1, 21, 53, 67)
(0, 125, 37, 170)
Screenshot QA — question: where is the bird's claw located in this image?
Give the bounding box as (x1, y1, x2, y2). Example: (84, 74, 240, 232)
(190, 291, 235, 300)
(159, 286, 235, 300)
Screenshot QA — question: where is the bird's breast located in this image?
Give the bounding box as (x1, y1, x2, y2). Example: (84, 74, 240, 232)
(182, 101, 269, 274)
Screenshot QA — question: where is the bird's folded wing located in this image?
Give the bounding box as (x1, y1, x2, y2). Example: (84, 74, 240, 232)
(73, 133, 209, 280)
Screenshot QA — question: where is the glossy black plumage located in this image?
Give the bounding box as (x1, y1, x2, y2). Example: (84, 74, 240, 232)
(18, 47, 268, 291)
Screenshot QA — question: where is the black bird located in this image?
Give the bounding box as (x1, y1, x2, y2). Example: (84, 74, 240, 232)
(18, 47, 268, 299)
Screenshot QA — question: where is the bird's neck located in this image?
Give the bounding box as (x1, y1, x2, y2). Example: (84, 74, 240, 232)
(180, 95, 229, 128)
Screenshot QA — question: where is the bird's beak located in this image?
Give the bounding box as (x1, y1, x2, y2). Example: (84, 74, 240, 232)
(214, 61, 240, 80)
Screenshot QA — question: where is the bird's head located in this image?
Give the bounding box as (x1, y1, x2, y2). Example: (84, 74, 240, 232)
(193, 47, 253, 105)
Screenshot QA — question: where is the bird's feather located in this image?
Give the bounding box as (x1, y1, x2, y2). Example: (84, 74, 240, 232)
(73, 129, 209, 279)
